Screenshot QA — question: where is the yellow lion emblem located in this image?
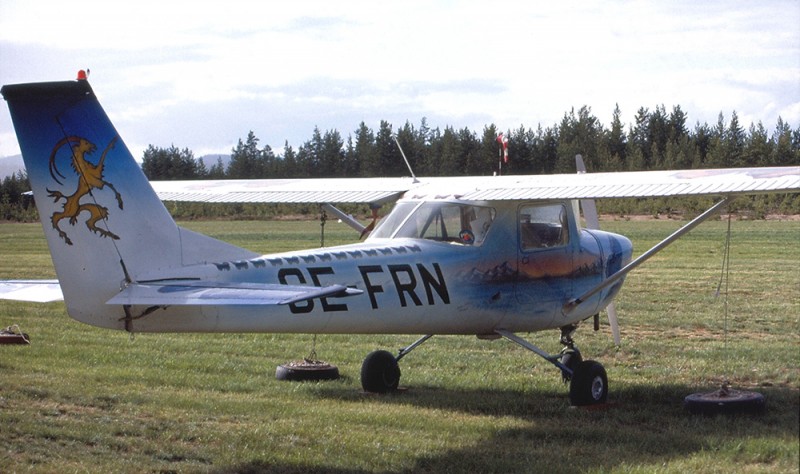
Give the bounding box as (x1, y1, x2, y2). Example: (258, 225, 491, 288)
(46, 136, 123, 245)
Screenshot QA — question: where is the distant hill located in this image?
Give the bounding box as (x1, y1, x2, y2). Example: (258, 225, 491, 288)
(0, 154, 25, 178)
(198, 154, 231, 172)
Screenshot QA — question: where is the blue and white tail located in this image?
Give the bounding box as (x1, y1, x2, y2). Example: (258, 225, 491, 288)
(2, 77, 254, 329)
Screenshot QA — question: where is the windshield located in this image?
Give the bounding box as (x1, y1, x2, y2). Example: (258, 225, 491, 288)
(370, 201, 420, 239)
(370, 201, 495, 245)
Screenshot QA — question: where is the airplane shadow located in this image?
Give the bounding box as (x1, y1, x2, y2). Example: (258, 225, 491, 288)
(211, 378, 798, 473)
(281, 382, 799, 474)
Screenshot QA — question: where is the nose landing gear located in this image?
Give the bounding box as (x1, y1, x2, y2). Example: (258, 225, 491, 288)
(496, 325, 609, 406)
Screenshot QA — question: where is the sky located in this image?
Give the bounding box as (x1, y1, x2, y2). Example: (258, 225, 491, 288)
(1, 0, 798, 161)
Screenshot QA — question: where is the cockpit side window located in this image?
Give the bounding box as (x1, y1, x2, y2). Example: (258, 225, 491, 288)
(370, 201, 495, 245)
(519, 203, 570, 251)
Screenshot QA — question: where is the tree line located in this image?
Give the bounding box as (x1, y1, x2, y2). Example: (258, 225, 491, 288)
(0, 172, 36, 221)
(142, 105, 799, 181)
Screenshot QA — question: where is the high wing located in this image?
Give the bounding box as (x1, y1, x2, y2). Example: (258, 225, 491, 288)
(150, 167, 799, 204)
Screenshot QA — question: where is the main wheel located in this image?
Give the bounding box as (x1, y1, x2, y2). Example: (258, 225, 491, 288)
(569, 360, 608, 406)
(361, 350, 401, 393)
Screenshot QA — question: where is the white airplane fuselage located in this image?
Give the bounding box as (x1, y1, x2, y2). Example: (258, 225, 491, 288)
(123, 200, 632, 335)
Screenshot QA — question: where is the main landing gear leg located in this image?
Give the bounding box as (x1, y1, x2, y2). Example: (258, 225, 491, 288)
(361, 335, 433, 393)
(495, 328, 608, 406)
(559, 324, 582, 382)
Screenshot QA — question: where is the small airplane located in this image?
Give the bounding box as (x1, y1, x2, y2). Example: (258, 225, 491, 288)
(1, 75, 798, 405)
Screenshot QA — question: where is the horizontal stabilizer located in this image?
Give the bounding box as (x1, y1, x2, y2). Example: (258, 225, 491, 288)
(106, 280, 363, 306)
(0, 280, 63, 302)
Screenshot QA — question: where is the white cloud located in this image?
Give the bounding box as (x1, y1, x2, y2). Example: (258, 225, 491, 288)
(1, 0, 798, 158)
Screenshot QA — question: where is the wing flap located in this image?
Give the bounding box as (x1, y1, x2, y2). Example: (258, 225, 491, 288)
(106, 281, 362, 306)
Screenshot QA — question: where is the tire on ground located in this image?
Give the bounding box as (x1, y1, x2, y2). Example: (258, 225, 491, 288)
(275, 361, 340, 381)
(361, 350, 400, 393)
(569, 360, 608, 406)
(684, 389, 765, 415)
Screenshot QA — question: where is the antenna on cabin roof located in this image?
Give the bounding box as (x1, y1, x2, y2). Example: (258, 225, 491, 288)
(393, 135, 419, 183)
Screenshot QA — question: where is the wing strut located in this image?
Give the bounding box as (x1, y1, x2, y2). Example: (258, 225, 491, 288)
(564, 197, 733, 313)
(320, 203, 367, 234)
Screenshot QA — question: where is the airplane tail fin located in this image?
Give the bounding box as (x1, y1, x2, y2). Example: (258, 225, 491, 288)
(2, 77, 255, 329)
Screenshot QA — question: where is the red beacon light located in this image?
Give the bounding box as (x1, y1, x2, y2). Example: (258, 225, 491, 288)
(76, 69, 89, 81)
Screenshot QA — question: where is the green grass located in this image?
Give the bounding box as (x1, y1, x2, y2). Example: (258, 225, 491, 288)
(1, 218, 798, 473)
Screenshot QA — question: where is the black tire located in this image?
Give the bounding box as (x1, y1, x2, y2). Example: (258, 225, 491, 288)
(684, 389, 765, 415)
(275, 362, 339, 381)
(569, 360, 608, 406)
(360, 350, 401, 393)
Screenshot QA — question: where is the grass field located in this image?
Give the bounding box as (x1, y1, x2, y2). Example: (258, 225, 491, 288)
(1, 218, 798, 473)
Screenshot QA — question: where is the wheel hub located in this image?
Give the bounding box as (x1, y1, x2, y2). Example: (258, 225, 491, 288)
(590, 376, 605, 400)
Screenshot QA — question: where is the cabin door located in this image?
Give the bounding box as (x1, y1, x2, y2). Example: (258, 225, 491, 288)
(515, 203, 574, 326)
